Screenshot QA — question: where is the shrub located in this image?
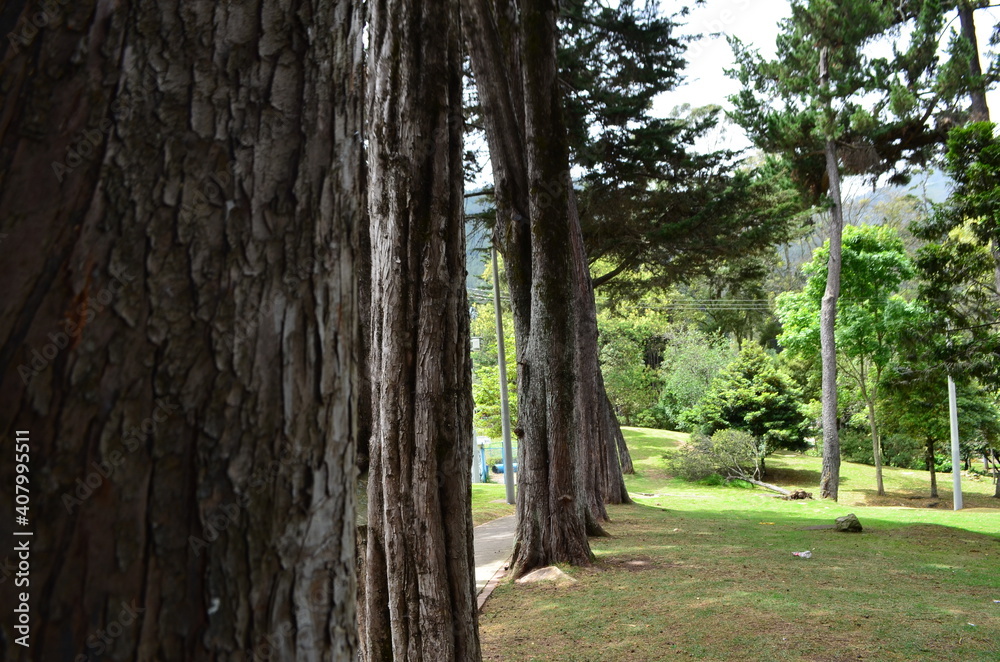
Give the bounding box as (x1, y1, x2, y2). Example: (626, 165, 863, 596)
(665, 429, 767, 482)
(685, 343, 809, 452)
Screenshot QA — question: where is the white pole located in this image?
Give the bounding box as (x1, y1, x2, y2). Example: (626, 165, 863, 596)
(948, 374, 963, 510)
(493, 247, 515, 506)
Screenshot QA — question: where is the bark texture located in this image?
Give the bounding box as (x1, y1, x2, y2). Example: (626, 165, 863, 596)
(0, 0, 363, 659)
(464, 0, 630, 574)
(819, 135, 844, 502)
(819, 48, 842, 502)
(363, 0, 481, 659)
(509, 0, 595, 574)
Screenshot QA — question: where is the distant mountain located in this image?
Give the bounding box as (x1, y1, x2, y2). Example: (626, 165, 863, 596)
(464, 191, 494, 292)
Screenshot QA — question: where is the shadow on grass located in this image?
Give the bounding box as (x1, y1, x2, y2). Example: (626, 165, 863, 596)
(764, 466, 849, 486)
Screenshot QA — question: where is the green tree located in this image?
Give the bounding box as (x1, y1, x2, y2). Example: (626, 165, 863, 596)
(658, 326, 738, 429)
(777, 225, 921, 495)
(911, 123, 1000, 384)
(472, 326, 518, 438)
(882, 367, 1000, 498)
(729, 0, 949, 500)
(685, 344, 809, 465)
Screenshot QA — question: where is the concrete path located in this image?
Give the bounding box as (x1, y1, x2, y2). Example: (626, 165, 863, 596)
(473, 515, 515, 608)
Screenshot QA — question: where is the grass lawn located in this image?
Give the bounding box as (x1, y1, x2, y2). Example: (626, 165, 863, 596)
(472, 483, 515, 526)
(479, 427, 1000, 661)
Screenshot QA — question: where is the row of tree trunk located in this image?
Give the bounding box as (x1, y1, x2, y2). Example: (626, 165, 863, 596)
(1, 0, 633, 658)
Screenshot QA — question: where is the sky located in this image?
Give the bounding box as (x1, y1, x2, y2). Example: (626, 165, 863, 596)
(467, 1, 1000, 191)
(654, 0, 1000, 151)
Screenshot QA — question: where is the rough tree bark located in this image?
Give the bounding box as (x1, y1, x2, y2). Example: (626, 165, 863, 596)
(464, 0, 630, 551)
(0, 0, 363, 659)
(362, 0, 482, 659)
(819, 47, 843, 502)
(505, 0, 597, 576)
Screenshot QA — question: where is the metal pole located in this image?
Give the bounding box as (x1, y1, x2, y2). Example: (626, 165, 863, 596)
(948, 374, 963, 510)
(492, 247, 515, 505)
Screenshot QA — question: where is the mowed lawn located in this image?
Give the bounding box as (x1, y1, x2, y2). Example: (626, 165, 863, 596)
(478, 427, 1000, 661)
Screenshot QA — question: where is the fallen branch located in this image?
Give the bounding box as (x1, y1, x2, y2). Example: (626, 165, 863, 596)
(726, 476, 791, 495)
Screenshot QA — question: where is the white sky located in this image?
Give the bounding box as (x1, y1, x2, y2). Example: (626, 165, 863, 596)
(653, 0, 1000, 151)
(467, 1, 1000, 189)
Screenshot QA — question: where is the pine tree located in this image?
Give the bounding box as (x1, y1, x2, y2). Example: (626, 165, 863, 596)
(728, 0, 948, 500)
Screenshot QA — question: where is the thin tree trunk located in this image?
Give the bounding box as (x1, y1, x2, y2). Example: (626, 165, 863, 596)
(865, 398, 885, 496)
(958, 2, 991, 123)
(818, 47, 843, 502)
(859, 364, 885, 496)
(0, 1, 362, 658)
(993, 450, 1000, 498)
(363, 0, 481, 659)
(613, 397, 636, 475)
(927, 438, 939, 499)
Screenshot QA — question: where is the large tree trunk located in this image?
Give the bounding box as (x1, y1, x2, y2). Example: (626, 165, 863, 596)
(507, 0, 594, 577)
(363, 0, 482, 659)
(958, 1, 990, 124)
(0, 0, 363, 658)
(464, 0, 629, 544)
(819, 48, 843, 502)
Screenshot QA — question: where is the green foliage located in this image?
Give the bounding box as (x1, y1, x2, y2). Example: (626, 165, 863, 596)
(656, 326, 737, 429)
(881, 366, 1000, 467)
(600, 334, 659, 426)
(911, 123, 1000, 381)
(556, 1, 804, 302)
(665, 428, 768, 482)
(684, 344, 809, 452)
(470, 261, 519, 439)
(728, 0, 952, 198)
(597, 306, 672, 426)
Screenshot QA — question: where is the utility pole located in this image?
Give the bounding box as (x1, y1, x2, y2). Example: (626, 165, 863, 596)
(947, 322, 963, 510)
(492, 247, 516, 505)
(948, 374, 963, 510)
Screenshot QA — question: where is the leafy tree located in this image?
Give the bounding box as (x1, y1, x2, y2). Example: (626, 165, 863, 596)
(555, 1, 805, 303)
(729, 0, 950, 501)
(472, 322, 518, 438)
(658, 326, 738, 429)
(911, 123, 1000, 383)
(882, 366, 1000, 498)
(685, 344, 809, 465)
(777, 225, 921, 495)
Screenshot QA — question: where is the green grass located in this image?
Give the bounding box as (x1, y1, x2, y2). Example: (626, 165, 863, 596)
(480, 426, 1000, 661)
(472, 483, 515, 526)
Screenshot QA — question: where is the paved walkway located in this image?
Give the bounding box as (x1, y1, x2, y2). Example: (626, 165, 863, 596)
(473, 515, 515, 607)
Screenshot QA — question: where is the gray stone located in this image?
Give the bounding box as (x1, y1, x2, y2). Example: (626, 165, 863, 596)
(515, 566, 577, 585)
(834, 513, 863, 533)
